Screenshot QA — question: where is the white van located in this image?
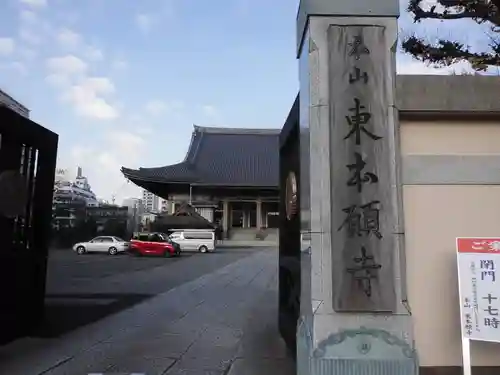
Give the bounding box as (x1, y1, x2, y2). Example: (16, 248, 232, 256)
(168, 229, 216, 253)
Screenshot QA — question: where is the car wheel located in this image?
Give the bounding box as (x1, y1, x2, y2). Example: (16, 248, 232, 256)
(164, 250, 172, 257)
(198, 245, 208, 253)
(108, 247, 118, 255)
(76, 246, 86, 255)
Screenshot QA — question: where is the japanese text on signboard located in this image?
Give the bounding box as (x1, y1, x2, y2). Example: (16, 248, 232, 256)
(457, 238, 500, 342)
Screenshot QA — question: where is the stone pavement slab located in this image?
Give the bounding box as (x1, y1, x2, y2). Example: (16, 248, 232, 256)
(0, 248, 295, 375)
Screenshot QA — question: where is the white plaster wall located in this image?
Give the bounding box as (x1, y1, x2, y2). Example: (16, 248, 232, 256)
(401, 121, 500, 155)
(402, 120, 500, 366)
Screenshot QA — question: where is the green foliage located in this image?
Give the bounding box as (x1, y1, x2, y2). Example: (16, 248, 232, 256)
(403, 0, 500, 70)
(100, 218, 127, 238)
(50, 217, 127, 247)
(51, 219, 96, 248)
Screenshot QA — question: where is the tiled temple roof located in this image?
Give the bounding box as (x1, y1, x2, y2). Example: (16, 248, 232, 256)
(121, 125, 281, 188)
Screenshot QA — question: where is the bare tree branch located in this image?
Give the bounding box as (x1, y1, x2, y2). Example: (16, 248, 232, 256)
(408, 0, 500, 25)
(403, 0, 500, 70)
(402, 35, 500, 70)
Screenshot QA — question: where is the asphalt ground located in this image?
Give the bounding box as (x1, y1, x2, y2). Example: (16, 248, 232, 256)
(37, 247, 262, 338)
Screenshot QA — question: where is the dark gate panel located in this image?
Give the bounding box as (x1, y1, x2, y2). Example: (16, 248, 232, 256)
(0, 106, 58, 345)
(278, 95, 301, 358)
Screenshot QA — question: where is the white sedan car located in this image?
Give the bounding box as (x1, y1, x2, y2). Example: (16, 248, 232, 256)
(73, 236, 129, 255)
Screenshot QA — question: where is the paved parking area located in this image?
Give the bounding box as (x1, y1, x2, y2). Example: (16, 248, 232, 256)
(0, 248, 295, 375)
(39, 248, 260, 338)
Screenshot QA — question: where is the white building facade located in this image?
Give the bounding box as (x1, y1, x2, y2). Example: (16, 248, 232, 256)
(142, 189, 160, 212)
(52, 167, 99, 228)
(53, 167, 98, 207)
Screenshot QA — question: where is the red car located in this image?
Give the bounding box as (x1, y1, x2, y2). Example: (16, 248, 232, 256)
(129, 232, 181, 257)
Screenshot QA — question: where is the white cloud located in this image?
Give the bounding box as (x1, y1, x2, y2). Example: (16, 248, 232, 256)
(20, 10, 37, 23)
(66, 130, 146, 201)
(169, 100, 184, 111)
(145, 99, 184, 116)
(9, 62, 27, 75)
(127, 115, 153, 135)
(62, 82, 119, 120)
(0, 38, 14, 55)
(202, 104, 219, 118)
(19, 0, 47, 7)
(46, 54, 87, 76)
(0, 61, 26, 75)
(56, 30, 103, 62)
(145, 100, 167, 116)
(19, 28, 42, 44)
(18, 11, 51, 45)
(136, 14, 154, 33)
(136, 125, 153, 135)
(85, 46, 103, 61)
(80, 77, 115, 95)
(56, 28, 81, 48)
(45, 73, 69, 87)
(112, 59, 128, 70)
(396, 57, 474, 75)
(58, 11, 79, 26)
(19, 47, 36, 60)
(112, 131, 145, 150)
(45, 55, 119, 120)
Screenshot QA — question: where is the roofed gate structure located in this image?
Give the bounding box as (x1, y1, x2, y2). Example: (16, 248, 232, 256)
(122, 126, 280, 240)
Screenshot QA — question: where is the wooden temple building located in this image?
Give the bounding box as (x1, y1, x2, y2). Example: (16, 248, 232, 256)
(121, 126, 280, 240)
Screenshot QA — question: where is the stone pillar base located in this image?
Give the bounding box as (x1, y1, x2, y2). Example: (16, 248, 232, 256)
(297, 315, 419, 375)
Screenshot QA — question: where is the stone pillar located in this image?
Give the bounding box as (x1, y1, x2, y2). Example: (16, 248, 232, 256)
(256, 199, 262, 229)
(296, 0, 418, 374)
(222, 200, 229, 239)
(243, 210, 249, 228)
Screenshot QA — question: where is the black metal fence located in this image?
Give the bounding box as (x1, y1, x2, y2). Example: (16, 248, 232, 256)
(0, 106, 58, 344)
(278, 95, 301, 359)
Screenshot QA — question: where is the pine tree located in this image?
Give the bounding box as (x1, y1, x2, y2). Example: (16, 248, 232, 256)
(402, 0, 500, 71)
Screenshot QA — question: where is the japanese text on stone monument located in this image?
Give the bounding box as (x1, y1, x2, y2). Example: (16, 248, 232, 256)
(328, 25, 397, 312)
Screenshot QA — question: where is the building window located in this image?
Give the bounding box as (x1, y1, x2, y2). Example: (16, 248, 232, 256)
(183, 232, 213, 240)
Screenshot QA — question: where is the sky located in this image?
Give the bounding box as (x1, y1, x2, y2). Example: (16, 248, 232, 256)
(0, 0, 486, 203)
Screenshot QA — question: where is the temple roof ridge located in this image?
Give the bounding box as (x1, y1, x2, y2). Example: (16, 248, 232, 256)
(192, 124, 280, 135)
(122, 124, 283, 188)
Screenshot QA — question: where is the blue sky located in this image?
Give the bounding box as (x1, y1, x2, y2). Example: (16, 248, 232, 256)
(0, 0, 483, 202)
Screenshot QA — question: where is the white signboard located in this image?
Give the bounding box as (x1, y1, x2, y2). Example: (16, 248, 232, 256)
(457, 237, 500, 342)
(457, 237, 500, 375)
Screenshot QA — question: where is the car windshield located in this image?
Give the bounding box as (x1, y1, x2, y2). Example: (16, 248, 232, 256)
(113, 237, 125, 242)
(150, 233, 167, 242)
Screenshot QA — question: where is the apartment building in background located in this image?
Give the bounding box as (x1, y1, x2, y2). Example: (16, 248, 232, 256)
(160, 199, 173, 213)
(142, 189, 160, 212)
(122, 198, 143, 210)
